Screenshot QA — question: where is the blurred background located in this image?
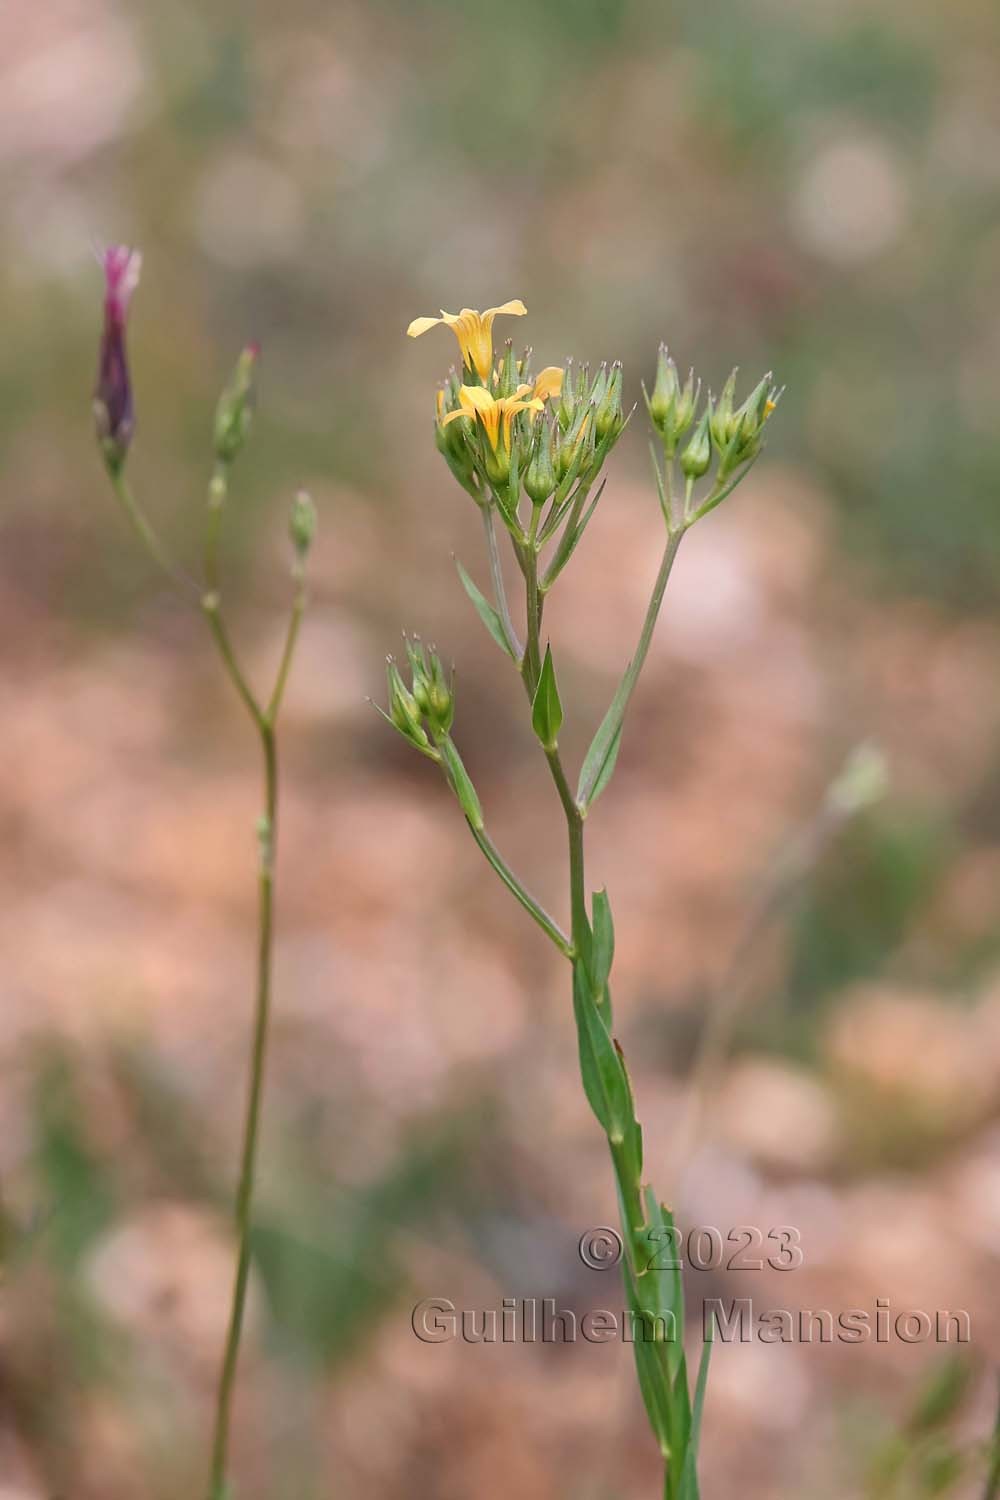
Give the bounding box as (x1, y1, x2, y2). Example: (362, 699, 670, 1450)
(2, 0, 1000, 1495)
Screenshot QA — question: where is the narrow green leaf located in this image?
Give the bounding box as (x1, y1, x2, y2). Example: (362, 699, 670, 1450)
(571, 960, 631, 1143)
(621, 1257, 674, 1460)
(577, 677, 630, 810)
(690, 1329, 712, 1455)
(531, 643, 563, 750)
(591, 888, 615, 994)
(677, 1333, 712, 1500)
(455, 559, 515, 659)
(439, 738, 483, 830)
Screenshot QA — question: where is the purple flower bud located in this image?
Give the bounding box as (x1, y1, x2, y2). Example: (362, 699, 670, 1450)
(94, 245, 141, 467)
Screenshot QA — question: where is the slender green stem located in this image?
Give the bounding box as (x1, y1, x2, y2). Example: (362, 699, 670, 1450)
(519, 544, 589, 961)
(267, 564, 306, 722)
(202, 598, 267, 731)
(467, 820, 574, 959)
(201, 467, 305, 1500)
(108, 467, 197, 596)
(520, 543, 544, 693)
(482, 505, 523, 661)
(207, 722, 277, 1500)
(576, 526, 684, 809)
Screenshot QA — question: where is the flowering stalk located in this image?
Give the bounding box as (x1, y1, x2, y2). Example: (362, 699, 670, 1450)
(93, 248, 315, 1500)
(392, 311, 780, 1496)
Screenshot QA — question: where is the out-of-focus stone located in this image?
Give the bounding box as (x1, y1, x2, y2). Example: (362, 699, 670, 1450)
(826, 984, 993, 1129)
(713, 1057, 840, 1173)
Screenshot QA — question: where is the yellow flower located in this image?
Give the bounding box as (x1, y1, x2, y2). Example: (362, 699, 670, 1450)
(407, 301, 527, 382)
(442, 384, 544, 451)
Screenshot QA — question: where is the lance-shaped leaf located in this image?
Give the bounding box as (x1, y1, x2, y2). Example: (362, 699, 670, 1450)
(531, 643, 563, 750)
(621, 1255, 674, 1460)
(571, 960, 631, 1144)
(455, 558, 516, 659)
(591, 888, 615, 996)
(577, 672, 631, 810)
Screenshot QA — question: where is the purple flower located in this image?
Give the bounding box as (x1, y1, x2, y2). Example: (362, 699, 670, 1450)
(94, 245, 141, 466)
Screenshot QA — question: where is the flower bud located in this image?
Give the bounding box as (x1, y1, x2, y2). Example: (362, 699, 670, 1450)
(557, 406, 594, 482)
(558, 360, 582, 432)
(94, 246, 142, 472)
(404, 637, 453, 736)
(289, 489, 317, 559)
(495, 340, 519, 397)
(680, 405, 712, 479)
(709, 369, 738, 450)
(672, 369, 699, 440)
(594, 361, 624, 441)
(387, 659, 429, 750)
(214, 344, 259, 463)
(524, 422, 558, 506)
(648, 345, 678, 431)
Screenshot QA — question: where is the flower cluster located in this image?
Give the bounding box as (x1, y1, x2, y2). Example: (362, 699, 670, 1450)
(409, 301, 626, 548)
(646, 345, 781, 522)
(386, 637, 454, 756)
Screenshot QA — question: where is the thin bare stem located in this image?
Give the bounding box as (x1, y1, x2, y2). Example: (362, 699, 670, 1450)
(108, 468, 198, 596)
(466, 820, 574, 959)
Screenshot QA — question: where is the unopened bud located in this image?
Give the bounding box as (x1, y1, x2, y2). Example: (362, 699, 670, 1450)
(94, 246, 142, 472)
(387, 660, 429, 749)
(289, 489, 316, 559)
(709, 369, 738, 450)
(648, 345, 679, 431)
(594, 361, 624, 441)
(495, 340, 518, 397)
(214, 344, 259, 463)
(525, 423, 558, 506)
(680, 406, 712, 479)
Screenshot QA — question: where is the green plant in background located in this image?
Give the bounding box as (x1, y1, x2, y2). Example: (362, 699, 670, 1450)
(388, 301, 779, 1496)
(93, 246, 316, 1500)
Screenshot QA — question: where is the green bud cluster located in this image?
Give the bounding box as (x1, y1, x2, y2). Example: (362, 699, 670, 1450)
(646, 345, 780, 521)
(647, 346, 699, 457)
(385, 638, 454, 755)
(709, 369, 780, 481)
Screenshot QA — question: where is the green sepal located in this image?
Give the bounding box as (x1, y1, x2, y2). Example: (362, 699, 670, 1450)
(571, 960, 631, 1144)
(531, 643, 564, 751)
(455, 559, 516, 659)
(439, 737, 483, 830)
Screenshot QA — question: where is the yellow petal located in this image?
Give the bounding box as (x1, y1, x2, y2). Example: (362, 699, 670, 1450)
(485, 299, 527, 319)
(441, 409, 470, 427)
(458, 384, 498, 415)
(533, 366, 564, 400)
(407, 315, 443, 338)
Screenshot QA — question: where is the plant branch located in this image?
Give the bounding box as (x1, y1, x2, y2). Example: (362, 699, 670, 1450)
(466, 820, 574, 959)
(107, 467, 198, 596)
